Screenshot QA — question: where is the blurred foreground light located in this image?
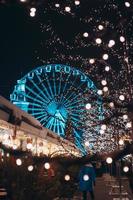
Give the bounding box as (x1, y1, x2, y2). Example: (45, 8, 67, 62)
(16, 159, 22, 166)
(103, 54, 109, 60)
(119, 139, 124, 145)
(120, 36, 125, 42)
(125, 2, 130, 7)
(101, 124, 107, 130)
(83, 32, 89, 37)
(75, 0, 80, 5)
(85, 141, 89, 146)
(86, 103, 91, 110)
(65, 6, 71, 12)
(28, 165, 34, 172)
(119, 95, 125, 101)
(44, 162, 50, 169)
(96, 38, 102, 44)
(106, 157, 113, 164)
(105, 66, 110, 71)
(64, 174, 70, 181)
(98, 25, 104, 30)
(83, 174, 89, 181)
(123, 166, 129, 172)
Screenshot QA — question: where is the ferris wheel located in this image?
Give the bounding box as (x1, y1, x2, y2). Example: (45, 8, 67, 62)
(10, 64, 102, 151)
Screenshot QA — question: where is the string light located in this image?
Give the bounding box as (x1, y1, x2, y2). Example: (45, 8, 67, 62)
(101, 80, 107, 86)
(106, 157, 113, 164)
(64, 174, 70, 181)
(83, 174, 89, 181)
(98, 25, 104, 30)
(103, 86, 108, 92)
(96, 38, 102, 44)
(20, 0, 26, 2)
(103, 54, 109, 60)
(28, 165, 34, 172)
(119, 139, 124, 145)
(105, 66, 110, 71)
(55, 3, 60, 8)
(44, 162, 50, 169)
(85, 141, 89, 146)
(109, 102, 114, 108)
(108, 40, 115, 47)
(126, 122, 132, 128)
(65, 6, 71, 12)
(119, 95, 125, 101)
(86, 103, 91, 110)
(16, 159, 22, 166)
(27, 143, 33, 150)
(123, 114, 128, 120)
(101, 124, 107, 130)
(89, 59, 95, 64)
(75, 0, 80, 5)
(125, 2, 130, 7)
(123, 166, 129, 172)
(120, 36, 125, 42)
(97, 90, 103, 95)
(83, 32, 89, 38)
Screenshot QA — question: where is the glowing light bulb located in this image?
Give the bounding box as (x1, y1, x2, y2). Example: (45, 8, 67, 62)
(85, 141, 89, 146)
(16, 159, 22, 166)
(101, 80, 107, 86)
(65, 6, 71, 12)
(30, 12, 36, 17)
(119, 95, 125, 101)
(123, 166, 129, 172)
(97, 90, 103, 95)
(83, 174, 89, 181)
(64, 174, 70, 181)
(75, 0, 80, 5)
(30, 7, 36, 12)
(103, 54, 109, 60)
(83, 32, 89, 37)
(123, 114, 128, 120)
(20, 0, 26, 2)
(98, 25, 104, 30)
(119, 139, 124, 145)
(106, 157, 113, 164)
(44, 162, 50, 169)
(109, 102, 114, 108)
(100, 129, 105, 134)
(103, 86, 108, 92)
(96, 38, 102, 44)
(108, 40, 115, 47)
(105, 66, 110, 71)
(28, 165, 34, 172)
(86, 103, 91, 110)
(89, 59, 95, 64)
(120, 36, 125, 42)
(126, 122, 132, 128)
(27, 143, 33, 150)
(101, 124, 107, 130)
(55, 3, 60, 7)
(125, 2, 130, 7)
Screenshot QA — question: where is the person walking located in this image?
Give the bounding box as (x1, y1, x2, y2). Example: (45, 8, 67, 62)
(79, 163, 96, 200)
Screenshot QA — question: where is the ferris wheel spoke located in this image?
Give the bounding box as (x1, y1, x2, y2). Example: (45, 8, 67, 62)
(59, 73, 72, 102)
(36, 74, 52, 100)
(31, 110, 45, 116)
(64, 98, 84, 108)
(45, 73, 55, 99)
(62, 82, 86, 105)
(53, 71, 57, 96)
(26, 85, 45, 104)
(28, 103, 42, 108)
(58, 72, 63, 96)
(36, 113, 48, 121)
(23, 93, 44, 105)
(30, 79, 49, 102)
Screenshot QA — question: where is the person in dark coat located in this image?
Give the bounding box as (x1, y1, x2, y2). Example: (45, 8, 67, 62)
(79, 163, 96, 200)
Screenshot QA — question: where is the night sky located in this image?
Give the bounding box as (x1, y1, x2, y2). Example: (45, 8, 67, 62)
(0, 3, 41, 99)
